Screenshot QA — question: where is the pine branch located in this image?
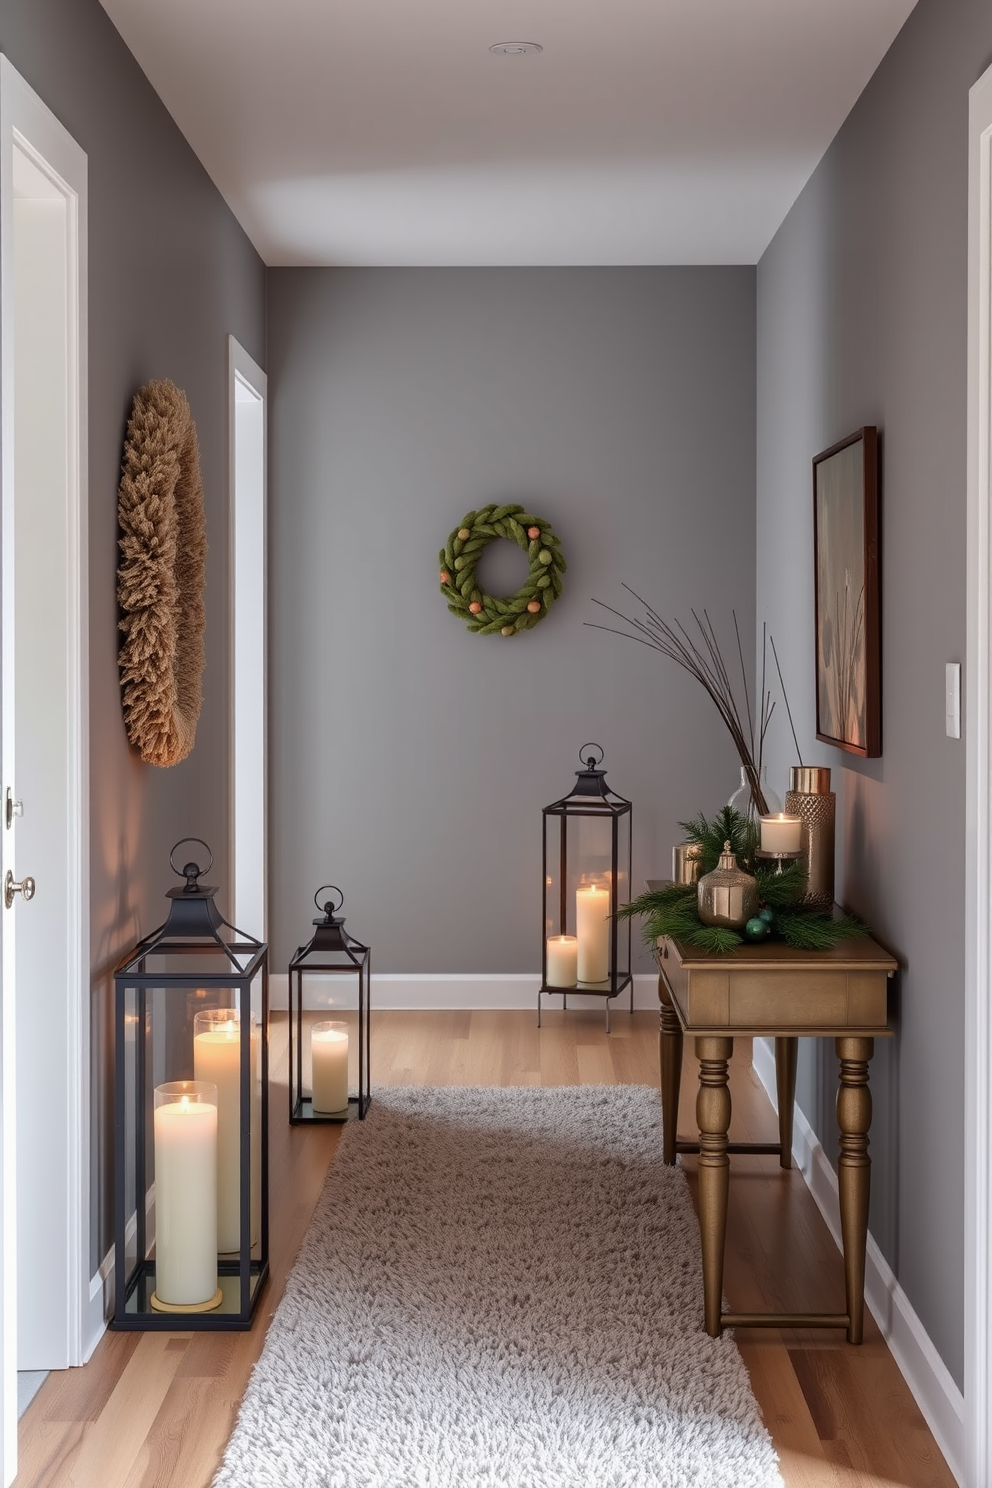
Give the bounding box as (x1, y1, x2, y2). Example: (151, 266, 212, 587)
(753, 862, 807, 907)
(774, 911, 868, 950)
(678, 807, 757, 873)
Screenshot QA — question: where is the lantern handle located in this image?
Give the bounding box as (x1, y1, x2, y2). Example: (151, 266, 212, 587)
(314, 884, 345, 918)
(169, 837, 214, 889)
(578, 742, 604, 770)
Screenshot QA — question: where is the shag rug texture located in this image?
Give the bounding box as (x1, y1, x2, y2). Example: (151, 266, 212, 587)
(214, 1085, 783, 1488)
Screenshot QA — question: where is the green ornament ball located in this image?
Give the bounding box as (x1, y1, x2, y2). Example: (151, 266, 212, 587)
(744, 916, 770, 941)
(758, 906, 775, 924)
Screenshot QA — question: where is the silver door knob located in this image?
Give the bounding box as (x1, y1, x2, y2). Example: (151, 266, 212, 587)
(5, 870, 35, 909)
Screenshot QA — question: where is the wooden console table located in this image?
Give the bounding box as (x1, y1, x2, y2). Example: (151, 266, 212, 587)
(656, 931, 897, 1342)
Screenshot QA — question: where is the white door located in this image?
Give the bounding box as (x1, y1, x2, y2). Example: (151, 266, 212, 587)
(0, 56, 89, 1486)
(230, 338, 267, 941)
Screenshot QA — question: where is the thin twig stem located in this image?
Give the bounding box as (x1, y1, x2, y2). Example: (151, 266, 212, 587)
(770, 633, 803, 766)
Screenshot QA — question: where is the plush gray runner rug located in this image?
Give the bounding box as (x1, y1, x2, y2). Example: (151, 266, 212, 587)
(214, 1085, 783, 1488)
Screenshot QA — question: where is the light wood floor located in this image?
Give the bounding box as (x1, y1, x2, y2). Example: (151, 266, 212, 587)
(14, 1009, 957, 1488)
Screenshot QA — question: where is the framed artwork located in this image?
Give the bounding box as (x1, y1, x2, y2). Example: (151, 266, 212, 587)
(812, 426, 880, 757)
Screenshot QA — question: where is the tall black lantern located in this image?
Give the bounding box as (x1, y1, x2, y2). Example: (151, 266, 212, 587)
(113, 840, 268, 1330)
(288, 885, 370, 1123)
(539, 744, 633, 1031)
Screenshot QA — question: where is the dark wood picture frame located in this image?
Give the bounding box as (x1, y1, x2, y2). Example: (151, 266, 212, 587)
(812, 426, 880, 757)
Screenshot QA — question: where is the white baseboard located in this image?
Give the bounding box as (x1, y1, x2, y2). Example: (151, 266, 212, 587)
(268, 972, 660, 1014)
(84, 1249, 112, 1363)
(752, 1039, 965, 1486)
(83, 1193, 155, 1363)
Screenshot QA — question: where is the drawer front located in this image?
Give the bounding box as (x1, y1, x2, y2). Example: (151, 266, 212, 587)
(719, 969, 851, 1028)
(686, 969, 889, 1030)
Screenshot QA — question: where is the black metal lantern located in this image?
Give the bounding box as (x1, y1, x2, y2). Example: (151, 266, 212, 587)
(113, 840, 268, 1330)
(288, 885, 370, 1123)
(539, 743, 633, 1031)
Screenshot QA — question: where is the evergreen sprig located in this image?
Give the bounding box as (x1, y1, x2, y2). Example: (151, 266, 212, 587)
(772, 910, 866, 950)
(678, 806, 757, 873)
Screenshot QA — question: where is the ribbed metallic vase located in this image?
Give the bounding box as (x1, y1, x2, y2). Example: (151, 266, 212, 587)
(784, 766, 835, 910)
(697, 842, 758, 930)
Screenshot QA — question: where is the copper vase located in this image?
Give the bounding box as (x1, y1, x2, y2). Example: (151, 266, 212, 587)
(784, 766, 835, 910)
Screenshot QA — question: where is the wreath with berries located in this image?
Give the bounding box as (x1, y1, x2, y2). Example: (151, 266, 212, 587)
(439, 504, 565, 636)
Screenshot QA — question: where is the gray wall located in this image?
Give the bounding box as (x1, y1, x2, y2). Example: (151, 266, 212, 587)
(756, 0, 991, 1390)
(0, 0, 266, 1271)
(267, 267, 760, 974)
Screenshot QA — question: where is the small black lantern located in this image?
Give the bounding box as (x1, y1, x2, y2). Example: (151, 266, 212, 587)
(113, 840, 268, 1330)
(539, 743, 633, 1031)
(288, 885, 370, 1123)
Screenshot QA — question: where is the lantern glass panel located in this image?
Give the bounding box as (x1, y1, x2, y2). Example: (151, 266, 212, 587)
(119, 987, 141, 1287)
(301, 975, 360, 1109)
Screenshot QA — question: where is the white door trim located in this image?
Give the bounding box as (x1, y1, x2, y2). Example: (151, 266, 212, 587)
(228, 337, 267, 941)
(965, 57, 992, 1488)
(0, 53, 89, 1482)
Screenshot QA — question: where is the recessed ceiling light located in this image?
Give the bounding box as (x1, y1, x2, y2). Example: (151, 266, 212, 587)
(488, 41, 543, 57)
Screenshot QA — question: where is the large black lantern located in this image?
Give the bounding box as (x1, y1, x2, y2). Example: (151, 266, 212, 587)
(288, 885, 370, 1123)
(539, 744, 633, 1030)
(113, 840, 268, 1330)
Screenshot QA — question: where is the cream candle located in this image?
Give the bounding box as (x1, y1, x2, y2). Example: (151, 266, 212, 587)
(153, 1082, 218, 1307)
(760, 814, 803, 854)
(194, 1010, 261, 1253)
(311, 1021, 349, 1113)
(546, 934, 578, 987)
(575, 883, 610, 983)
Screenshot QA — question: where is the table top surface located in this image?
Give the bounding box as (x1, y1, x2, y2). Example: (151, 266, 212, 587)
(660, 933, 898, 976)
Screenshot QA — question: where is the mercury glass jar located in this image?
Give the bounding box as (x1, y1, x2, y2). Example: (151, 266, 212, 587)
(697, 841, 759, 929)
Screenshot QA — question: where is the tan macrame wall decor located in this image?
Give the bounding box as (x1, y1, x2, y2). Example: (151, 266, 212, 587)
(117, 379, 207, 767)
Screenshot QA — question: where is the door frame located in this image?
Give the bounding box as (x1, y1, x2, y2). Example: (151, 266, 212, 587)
(966, 57, 992, 1488)
(0, 53, 89, 1482)
(228, 337, 267, 941)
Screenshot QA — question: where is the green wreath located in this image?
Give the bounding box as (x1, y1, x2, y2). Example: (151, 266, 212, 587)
(439, 504, 566, 636)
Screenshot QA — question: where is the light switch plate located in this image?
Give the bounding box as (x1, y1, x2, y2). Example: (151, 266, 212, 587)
(946, 662, 961, 739)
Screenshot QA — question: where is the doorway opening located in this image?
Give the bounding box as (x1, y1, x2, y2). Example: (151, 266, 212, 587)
(229, 338, 267, 941)
(966, 56, 992, 1488)
(0, 54, 89, 1488)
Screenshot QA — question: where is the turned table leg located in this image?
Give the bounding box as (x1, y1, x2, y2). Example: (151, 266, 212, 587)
(836, 1035, 874, 1344)
(658, 971, 683, 1166)
(775, 1036, 798, 1169)
(696, 1035, 733, 1337)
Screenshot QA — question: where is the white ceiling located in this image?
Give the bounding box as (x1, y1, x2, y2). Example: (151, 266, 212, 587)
(97, 0, 918, 267)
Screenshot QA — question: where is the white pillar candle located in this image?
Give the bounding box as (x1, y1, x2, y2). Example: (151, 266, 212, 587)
(546, 934, 578, 987)
(153, 1083, 218, 1307)
(575, 883, 610, 983)
(311, 1021, 350, 1113)
(760, 814, 803, 854)
(194, 1012, 261, 1253)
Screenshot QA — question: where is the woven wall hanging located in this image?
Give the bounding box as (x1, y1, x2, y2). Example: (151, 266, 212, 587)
(117, 379, 207, 767)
